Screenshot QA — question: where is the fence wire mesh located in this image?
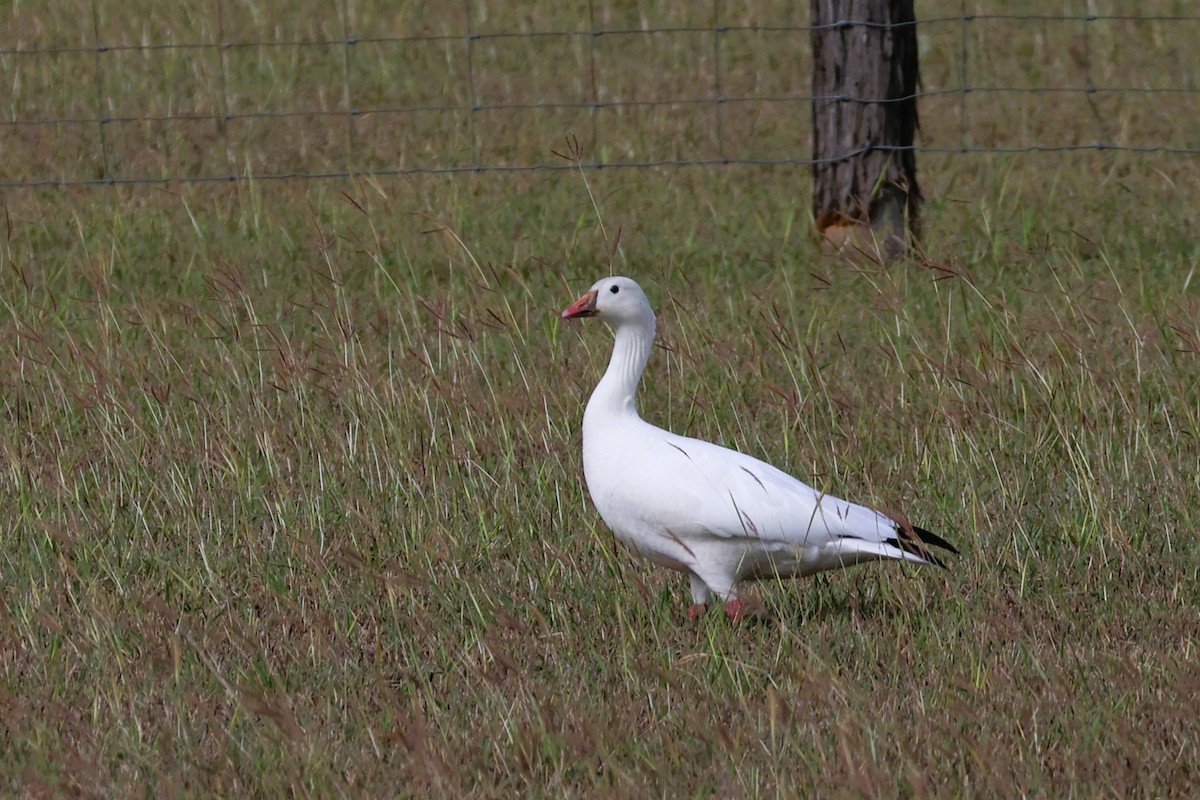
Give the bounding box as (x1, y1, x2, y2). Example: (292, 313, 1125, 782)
(2, 1, 1198, 188)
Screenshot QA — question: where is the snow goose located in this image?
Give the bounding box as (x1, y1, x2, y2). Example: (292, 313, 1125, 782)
(561, 276, 958, 619)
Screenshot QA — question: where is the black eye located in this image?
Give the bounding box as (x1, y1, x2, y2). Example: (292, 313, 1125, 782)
(609, 285, 620, 294)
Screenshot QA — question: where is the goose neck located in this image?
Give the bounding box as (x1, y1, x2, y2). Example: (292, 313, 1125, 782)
(588, 318, 655, 418)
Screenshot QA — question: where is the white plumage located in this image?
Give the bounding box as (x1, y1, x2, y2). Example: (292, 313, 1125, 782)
(561, 276, 957, 619)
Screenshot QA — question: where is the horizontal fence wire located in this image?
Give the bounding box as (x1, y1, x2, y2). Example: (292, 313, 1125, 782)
(5, 14, 1200, 56)
(2, 5, 1199, 189)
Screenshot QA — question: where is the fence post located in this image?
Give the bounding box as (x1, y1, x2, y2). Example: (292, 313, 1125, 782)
(810, 0, 921, 262)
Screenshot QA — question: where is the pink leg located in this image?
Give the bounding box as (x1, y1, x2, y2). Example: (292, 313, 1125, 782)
(688, 603, 708, 619)
(724, 597, 745, 620)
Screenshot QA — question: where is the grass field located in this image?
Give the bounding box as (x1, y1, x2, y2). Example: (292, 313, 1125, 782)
(3, 2, 1200, 797)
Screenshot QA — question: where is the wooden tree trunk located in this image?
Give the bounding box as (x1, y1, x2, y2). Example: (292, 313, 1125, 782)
(811, 0, 921, 262)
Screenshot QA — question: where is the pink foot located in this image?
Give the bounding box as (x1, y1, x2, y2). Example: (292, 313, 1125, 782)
(688, 603, 708, 620)
(724, 597, 745, 621)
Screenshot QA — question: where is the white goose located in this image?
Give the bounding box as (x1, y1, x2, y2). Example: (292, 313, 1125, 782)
(561, 276, 957, 619)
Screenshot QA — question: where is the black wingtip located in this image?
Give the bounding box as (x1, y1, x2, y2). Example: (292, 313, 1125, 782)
(886, 524, 958, 569)
(886, 537, 950, 569)
(912, 525, 959, 555)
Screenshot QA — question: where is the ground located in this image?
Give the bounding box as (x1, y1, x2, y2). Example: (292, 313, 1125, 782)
(2, 2, 1199, 797)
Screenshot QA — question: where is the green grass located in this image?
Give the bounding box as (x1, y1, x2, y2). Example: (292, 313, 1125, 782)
(4, 2, 1200, 797)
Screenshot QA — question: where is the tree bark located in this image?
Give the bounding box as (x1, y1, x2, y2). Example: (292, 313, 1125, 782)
(811, 0, 921, 262)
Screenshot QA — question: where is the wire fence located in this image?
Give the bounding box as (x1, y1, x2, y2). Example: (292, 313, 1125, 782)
(2, 2, 1198, 189)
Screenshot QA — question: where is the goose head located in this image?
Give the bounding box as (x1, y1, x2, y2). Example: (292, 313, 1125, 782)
(561, 276, 655, 328)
